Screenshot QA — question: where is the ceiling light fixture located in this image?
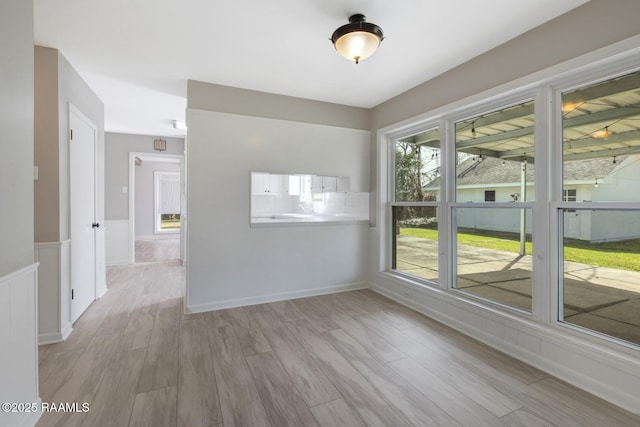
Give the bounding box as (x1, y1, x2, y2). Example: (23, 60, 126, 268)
(154, 138, 167, 152)
(592, 126, 612, 139)
(331, 14, 384, 64)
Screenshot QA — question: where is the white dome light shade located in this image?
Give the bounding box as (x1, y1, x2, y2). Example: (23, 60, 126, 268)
(331, 14, 383, 64)
(334, 31, 381, 64)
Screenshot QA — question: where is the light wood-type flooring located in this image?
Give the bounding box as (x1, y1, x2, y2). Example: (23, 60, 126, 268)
(37, 261, 640, 427)
(135, 238, 180, 263)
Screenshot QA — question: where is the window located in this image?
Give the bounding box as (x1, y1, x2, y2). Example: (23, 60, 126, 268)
(559, 70, 640, 345)
(385, 59, 640, 348)
(392, 127, 440, 283)
(452, 100, 535, 312)
(155, 171, 181, 233)
(563, 189, 577, 202)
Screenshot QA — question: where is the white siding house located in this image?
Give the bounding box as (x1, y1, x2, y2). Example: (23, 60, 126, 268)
(425, 155, 640, 241)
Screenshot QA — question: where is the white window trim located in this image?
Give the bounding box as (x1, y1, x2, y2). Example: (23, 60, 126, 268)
(378, 35, 640, 353)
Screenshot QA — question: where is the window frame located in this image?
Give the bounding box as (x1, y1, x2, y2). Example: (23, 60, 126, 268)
(381, 42, 640, 350)
(551, 67, 640, 344)
(447, 96, 540, 315)
(389, 122, 444, 288)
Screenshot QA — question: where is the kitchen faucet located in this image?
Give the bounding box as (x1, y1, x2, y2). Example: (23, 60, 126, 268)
(297, 204, 313, 214)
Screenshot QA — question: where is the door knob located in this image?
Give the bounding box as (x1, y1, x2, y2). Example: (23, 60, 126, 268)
(92, 222, 100, 228)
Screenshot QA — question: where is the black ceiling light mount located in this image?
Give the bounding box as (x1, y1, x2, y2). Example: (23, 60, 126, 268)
(331, 14, 384, 64)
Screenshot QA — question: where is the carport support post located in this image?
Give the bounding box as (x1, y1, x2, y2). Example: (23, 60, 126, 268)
(520, 160, 527, 255)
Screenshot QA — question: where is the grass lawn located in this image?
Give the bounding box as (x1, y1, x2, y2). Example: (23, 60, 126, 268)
(399, 227, 640, 272)
(160, 219, 180, 230)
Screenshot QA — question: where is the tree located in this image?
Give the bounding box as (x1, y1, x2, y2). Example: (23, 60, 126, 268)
(395, 142, 437, 225)
(395, 142, 425, 202)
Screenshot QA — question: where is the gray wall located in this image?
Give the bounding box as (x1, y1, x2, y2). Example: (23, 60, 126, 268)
(186, 81, 371, 310)
(135, 160, 180, 237)
(188, 80, 370, 131)
(0, 0, 34, 276)
(34, 46, 105, 243)
(105, 132, 184, 220)
(34, 47, 60, 242)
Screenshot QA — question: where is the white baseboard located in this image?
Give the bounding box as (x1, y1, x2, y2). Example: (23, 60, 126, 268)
(96, 285, 108, 299)
(61, 321, 73, 341)
(187, 281, 369, 313)
(38, 332, 64, 345)
(371, 274, 640, 415)
(38, 321, 73, 345)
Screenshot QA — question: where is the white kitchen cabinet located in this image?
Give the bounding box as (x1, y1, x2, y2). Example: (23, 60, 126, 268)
(251, 172, 281, 195)
(322, 176, 337, 192)
(310, 175, 337, 193)
(285, 175, 301, 196)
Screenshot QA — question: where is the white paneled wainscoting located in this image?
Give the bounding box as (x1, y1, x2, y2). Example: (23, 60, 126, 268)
(370, 274, 640, 415)
(105, 220, 130, 266)
(34, 241, 72, 344)
(0, 263, 41, 427)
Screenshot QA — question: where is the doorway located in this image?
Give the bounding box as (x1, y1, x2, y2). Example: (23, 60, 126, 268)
(128, 152, 185, 264)
(69, 105, 98, 322)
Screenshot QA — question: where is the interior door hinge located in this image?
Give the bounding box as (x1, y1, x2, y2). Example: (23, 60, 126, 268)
(70, 129, 73, 140)
(71, 289, 74, 300)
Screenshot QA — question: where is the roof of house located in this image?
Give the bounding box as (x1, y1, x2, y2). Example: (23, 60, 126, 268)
(425, 155, 629, 188)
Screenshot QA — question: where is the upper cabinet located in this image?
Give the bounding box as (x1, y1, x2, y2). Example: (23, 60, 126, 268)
(251, 172, 350, 197)
(285, 175, 301, 196)
(311, 175, 337, 193)
(251, 172, 282, 195)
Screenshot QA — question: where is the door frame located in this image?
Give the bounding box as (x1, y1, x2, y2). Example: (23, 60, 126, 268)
(128, 152, 185, 264)
(69, 103, 99, 322)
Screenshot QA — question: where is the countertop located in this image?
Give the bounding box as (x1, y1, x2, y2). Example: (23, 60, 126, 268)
(250, 213, 369, 227)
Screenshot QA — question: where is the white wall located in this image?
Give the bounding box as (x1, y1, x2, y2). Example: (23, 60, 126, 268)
(0, 1, 40, 426)
(186, 107, 371, 311)
(589, 211, 640, 242)
(455, 206, 533, 235)
(135, 161, 180, 237)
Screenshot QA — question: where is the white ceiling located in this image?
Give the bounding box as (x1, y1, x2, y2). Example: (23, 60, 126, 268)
(33, 0, 590, 138)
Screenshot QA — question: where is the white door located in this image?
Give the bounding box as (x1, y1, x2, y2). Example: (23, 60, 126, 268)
(70, 106, 97, 322)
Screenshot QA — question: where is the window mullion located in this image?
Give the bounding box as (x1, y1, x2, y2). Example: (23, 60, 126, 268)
(442, 118, 456, 290)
